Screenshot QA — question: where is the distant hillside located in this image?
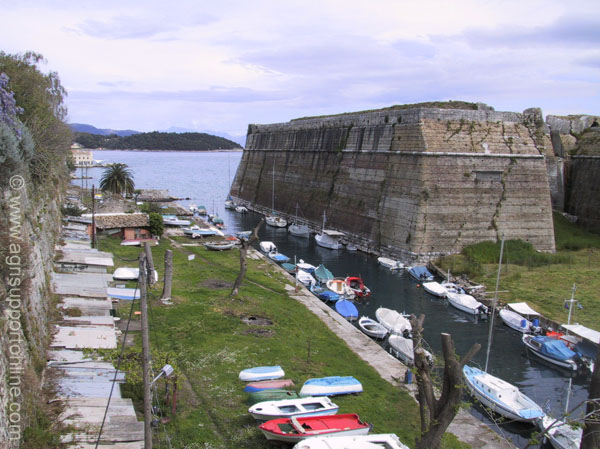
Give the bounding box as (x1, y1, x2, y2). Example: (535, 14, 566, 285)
(73, 130, 243, 151)
(70, 123, 139, 137)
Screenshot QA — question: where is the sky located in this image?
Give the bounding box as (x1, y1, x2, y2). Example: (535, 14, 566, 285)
(1, 0, 599, 144)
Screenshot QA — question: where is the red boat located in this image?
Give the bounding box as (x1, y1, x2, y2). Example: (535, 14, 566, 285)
(243, 379, 295, 393)
(345, 277, 371, 298)
(259, 413, 372, 443)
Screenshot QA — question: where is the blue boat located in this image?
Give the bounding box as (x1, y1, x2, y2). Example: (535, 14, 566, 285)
(268, 251, 290, 263)
(299, 376, 363, 396)
(281, 262, 297, 273)
(408, 265, 434, 281)
(239, 365, 285, 382)
(335, 299, 358, 321)
(522, 335, 580, 371)
(310, 284, 341, 302)
(314, 264, 334, 284)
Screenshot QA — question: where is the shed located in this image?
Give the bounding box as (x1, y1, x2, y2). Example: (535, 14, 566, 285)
(89, 213, 151, 240)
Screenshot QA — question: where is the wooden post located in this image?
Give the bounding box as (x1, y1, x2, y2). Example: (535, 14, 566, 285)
(91, 185, 96, 249)
(161, 250, 173, 300)
(171, 376, 178, 416)
(144, 242, 155, 285)
(139, 253, 152, 449)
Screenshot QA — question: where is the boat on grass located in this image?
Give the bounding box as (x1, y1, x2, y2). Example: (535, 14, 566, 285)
(377, 257, 404, 270)
(375, 307, 412, 336)
(113, 267, 158, 283)
(357, 316, 387, 339)
(463, 365, 544, 423)
(120, 238, 158, 247)
(162, 215, 191, 226)
(408, 265, 434, 281)
(345, 276, 371, 298)
(204, 241, 235, 251)
(259, 413, 371, 443)
(310, 285, 341, 303)
(244, 379, 295, 393)
(247, 389, 303, 406)
(422, 281, 447, 298)
(446, 291, 488, 315)
(522, 335, 580, 372)
(239, 366, 285, 382)
(183, 225, 218, 237)
(299, 376, 362, 397)
(292, 433, 409, 449)
(314, 264, 334, 284)
(249, 397, 338, 422)
(335, 299, 358, 321)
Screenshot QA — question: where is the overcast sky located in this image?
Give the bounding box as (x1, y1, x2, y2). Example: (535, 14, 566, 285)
(1, 0, 598, 143)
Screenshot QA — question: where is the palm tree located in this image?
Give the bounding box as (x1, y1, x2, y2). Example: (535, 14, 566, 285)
(99, 163, 135, 195)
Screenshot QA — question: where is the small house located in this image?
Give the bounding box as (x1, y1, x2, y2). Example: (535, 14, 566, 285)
(88, 213, 151, 240)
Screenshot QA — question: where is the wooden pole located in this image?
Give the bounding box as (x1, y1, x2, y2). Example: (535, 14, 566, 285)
(161, 250, 173, 300)
(91, 185, 96, 249)
(144, 242, 155, 285)
(139, 253, 152, 449)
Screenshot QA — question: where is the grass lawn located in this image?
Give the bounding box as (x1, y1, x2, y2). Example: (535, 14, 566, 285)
(436, 212, 600, 330)
(96, 236, 432, 449)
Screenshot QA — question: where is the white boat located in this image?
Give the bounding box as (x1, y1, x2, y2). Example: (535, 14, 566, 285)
(388, 334, 433, 366)
(239, 365, 285, 382)
(326, 278, 355, 299)
(224, 198, 236, 210)
(538, 412, 582, 449)
(499, 309, 536, 333)
(289, 203, 310, 237)
(446, 291, 488, 315)
(189, 204, 198, 213)
(296, 260, 316, 273)
(296, 270, 316, 287)
(266, 214, 288, 227)
(375, 307, 412, 336)
(292, 433, 410, 449)
(299, 376, 363, 397)
(521, 335, 580, 371)
(315, 211, 344, 249)
(113, 267, 158, 283)
(357, 316, 388, 339)
(463, 365, 544, 423)
(259, 241, 277, 253)
(422, 281, 447, 298)
(235, 205, 248, 213)
(249, 397, 338, 422)
(162, 215, 191, 226)
(345, 243, 357, 251)
(377, 257, 404, 270)
(183, 225, 218, 237)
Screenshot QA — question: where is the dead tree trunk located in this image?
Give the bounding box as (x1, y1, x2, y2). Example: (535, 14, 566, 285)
(161, 249, 173, 300)
(410, 314, 481, 449)
(144, 241, 155, 285)
(230, 218, 264, 298)
(582, 350, 600, 449)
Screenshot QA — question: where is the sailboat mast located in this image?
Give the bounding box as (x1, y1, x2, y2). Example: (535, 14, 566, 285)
(272, 161, 275, 211)
(484, 235, 505, 373)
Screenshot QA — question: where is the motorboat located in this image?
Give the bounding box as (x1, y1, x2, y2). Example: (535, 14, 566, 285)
(326, 278, 355, 299)
(388, 334, 433, 366)
(299, 376, 363, 396)
(258, 414, 371, 443)
(422, 281, 447, 298)
(463, 365, 545, 423)
(292, 433, 410, 449)
(315, 211, 344, 249)
(296, 270, 316, 287)
(249, 397, 338, 422)
(446, 291, 488, 315)
(375, 307, 412, 336)
(239, 366, 285, 382)
(377, 257, 404, 270)
(224, 197, 236, 210)
(357, 316, 388, 340)
(259, 241, 277, 253)
(522, 335, 580, 371)
(162, 215, 191, 226)
(235, 205, 248, 213)
(499, 309, 538, 334)
(345, 276, 371, 298)
(189, 204, 198, 213)
(408, 265, 434, 281)
(313, 264, 334, 284)
(335, 299, 358, 321)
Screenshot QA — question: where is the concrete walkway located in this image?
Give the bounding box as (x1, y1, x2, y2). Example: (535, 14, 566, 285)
(283, 282, 514, 449)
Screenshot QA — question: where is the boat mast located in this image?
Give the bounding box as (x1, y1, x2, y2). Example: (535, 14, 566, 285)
(566, 283, 577, 325)
(484, 235, 505, 373)
(271, 161, 275, 212)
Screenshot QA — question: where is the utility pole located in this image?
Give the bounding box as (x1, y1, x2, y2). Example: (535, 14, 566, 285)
(91, 185, 96, 249)
(139, 253, 152, 449)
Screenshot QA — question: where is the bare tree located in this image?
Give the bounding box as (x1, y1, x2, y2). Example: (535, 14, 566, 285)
(229, 218, 264, 298)
(409, 314, 481, 449)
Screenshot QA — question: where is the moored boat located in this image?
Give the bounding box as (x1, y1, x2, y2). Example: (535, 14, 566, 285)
(522, 335, 580, 371)
(388, 334, 433, 366)
(345, 276, 371, 298)
(446, 291, 488, 315)
(377, 257, 404, 270)
(313, 264, 334, 284)
(249, 397, 338, 421)
(463, 365, 545, 423)
(268, 250, 290, 263)
(299, 376, 362, 396)
(197, 205, 207, 215)
(315, 212, 343, 249)
(258, 413, 371, 443)
(375, 307, 412, 336)
(422, 281, 447, 298)
(296, 260, 316, 273)
(259, 241, 277, 253)
(499, 309, 537, 334)
(309, 284, 341, 303)
(296, 269, 316, 287)
(408, 265, 434, 281)
(239, 365, 285, 382)
(244, 379, 295, 393)
(235, 205, 248, 213)
(357, 316, 388, 339)
(266, 214, 288, 228)
(537, 414, 582, 449)
(326, 278, 355, 299)
(335, 299, 358, 321)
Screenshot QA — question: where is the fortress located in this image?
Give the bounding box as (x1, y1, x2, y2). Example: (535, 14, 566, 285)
(230, 102, 599, 260)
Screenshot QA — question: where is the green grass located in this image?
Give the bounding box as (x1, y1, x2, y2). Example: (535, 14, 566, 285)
(436, 212, 600, 330)
(98, 236, 466, 449)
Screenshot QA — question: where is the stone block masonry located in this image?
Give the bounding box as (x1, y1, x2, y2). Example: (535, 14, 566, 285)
(233, 104, 556, 260)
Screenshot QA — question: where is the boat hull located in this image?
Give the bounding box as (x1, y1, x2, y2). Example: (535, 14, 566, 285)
(315, 233, 342, 249)
(259, 414, 371, 443)
(289, 224, 310, 237)
(300, 376, 362, 396)
(244, 379, 295, 393)
(249, 397, 338, 421)
(447, 292, 488, 315)
(522, 335, 579, 371)
(358, 317, 387, 339)
(291, 433, 409, 449)
(239, 366, 285, 382)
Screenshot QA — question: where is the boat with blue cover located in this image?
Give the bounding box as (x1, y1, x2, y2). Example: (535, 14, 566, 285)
(239, 365, 285, 382)
(299, 376, 363, 396)
(521, 335, 580, 371)
(268, 251, 290, 263)
(310, 284, 341, 302)
(335, 299, 358, 321)
(408, 265, 434, 281)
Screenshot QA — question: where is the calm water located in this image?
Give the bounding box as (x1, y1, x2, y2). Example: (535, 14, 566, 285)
(81, 150, 591, 448)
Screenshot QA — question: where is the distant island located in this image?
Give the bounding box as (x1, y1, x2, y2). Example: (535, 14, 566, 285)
(73, 130, 243, 151)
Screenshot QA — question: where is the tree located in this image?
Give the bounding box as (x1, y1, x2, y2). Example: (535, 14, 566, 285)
(409, 314, 481, 449)
(582, 349, 600, 448)
(99, 163, 135, 195)
(148, 212, 164, 237)
(230, 218, 264, 298)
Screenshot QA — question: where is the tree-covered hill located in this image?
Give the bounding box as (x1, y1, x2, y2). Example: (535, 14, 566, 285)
(74, 130, 243, 150)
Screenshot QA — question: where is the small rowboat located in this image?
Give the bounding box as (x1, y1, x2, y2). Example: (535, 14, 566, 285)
(247, 389, 303, 406)
(204, 241, 235, 251)
(388, 334, 434, 366)
(299, 376, 362, 397)
(259, 414, 371, 443)
(282, 263, 297, 273)
(239, 366, 285, 382)
(292, 433, 410, 449)
(249, 397, 338, 421)
(244, 379, 295, 393)
(296, 270, 316, 287)
(358, 316, 387, 339)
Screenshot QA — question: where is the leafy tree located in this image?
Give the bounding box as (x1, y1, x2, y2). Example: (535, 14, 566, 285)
(148, 212, 164, 237)
(99, 163, 135, 195)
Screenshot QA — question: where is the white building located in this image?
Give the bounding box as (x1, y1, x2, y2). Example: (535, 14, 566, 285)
(71, 143, 94, 167)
